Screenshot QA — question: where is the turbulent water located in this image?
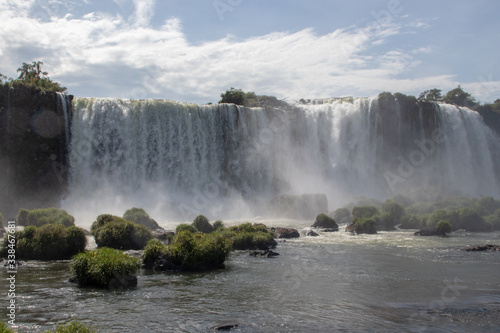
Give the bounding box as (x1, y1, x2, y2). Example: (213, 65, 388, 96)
(62, 97, 500, 225)
(1, 225, 499, 332)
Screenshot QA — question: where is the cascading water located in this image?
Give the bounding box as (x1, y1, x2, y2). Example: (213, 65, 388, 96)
(62, 97, 500, 225)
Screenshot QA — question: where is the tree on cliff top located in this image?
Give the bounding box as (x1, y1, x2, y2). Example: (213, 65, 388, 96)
(444, 85, 477, 109)
(14, 61, 67, 92)
(418, 88, 443, 102)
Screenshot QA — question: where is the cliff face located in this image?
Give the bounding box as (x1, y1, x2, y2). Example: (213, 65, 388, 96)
(0, 84, 72, 219)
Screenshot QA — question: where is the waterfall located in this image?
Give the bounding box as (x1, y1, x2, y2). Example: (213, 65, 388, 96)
(62, 97, 500, 224)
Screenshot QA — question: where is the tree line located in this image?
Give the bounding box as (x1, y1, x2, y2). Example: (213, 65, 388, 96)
(0, 61, 66, 93)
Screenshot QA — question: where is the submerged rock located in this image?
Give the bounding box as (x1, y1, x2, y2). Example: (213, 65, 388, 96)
(305, 230, 319, 237)
(462, 244, 500, 252)
(414, 228, 447, 237)
(249, 249, 280, 258)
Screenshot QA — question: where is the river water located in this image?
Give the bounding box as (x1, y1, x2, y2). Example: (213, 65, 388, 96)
(1, 221, 500, 332)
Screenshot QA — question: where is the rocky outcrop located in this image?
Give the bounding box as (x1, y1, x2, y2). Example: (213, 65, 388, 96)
(268, 193, 328, 219)
(305, 229, 319, 237)
(249, 249, 279, 257)
(271, 227, 300, 239)
(311, 213, 339, 231)
(462, 244, 500, 252)
(414, 228, 447, 237)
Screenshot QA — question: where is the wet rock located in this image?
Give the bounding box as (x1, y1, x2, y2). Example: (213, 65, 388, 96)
(414, 228, 446, 237)
(272, 227, 300, 239)
(249, 250, 280, 257)
(213, 324, 239, 331)
(462, 244, 500, 252)
(152, 229, 175, 242)
(312, 213, 339, 231)
(306, 230, 319, 237)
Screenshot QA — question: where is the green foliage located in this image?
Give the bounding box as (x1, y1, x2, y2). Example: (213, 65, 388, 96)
(16, 207, 75, 227)
(11, 61, 67, 92)
(225, 223, 276, 250)
(191, 215, 214, 233)
(123, 207, 159, 230)
(219, 88, 288, 108)
(213, 220, 225, 231)
(0, 322, 15, 333)
(312, 213, 338, 229)
(352, 206, 379, 219)
(143, 238, 167, 263)
(331, 208, 351, 223)
(477, 196, 500, 215)
(47, 321, 97, 333)
(91, 215, 153, 250)
(379, 200, 405, 230)
(175, 223, 198, 234)
(418, 89, 443, 102)
(435, 220, 452, 234)
(71, 247, 140, 289)
(167, 231, 232, 271)
(352, 218, 377, 234)
(444, 85, 478, 109)
(0, 224, 86, 260)
(485, 209, 500, 230)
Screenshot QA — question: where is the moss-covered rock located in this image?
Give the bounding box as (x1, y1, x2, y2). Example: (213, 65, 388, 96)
(312, 213, 338, 231)
(123, 207, 160, 230)
(71, 247, 141, 289)
(16, 207, 75, 227)
(91, 214, 152, 250)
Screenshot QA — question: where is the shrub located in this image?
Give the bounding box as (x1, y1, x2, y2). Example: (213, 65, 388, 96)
(71, 247, 141, 289)
(0, 224, 86, 260)
(435, 220, 452, 234)
(226, 223, 276, 250)
(167, 231, 232, 271)
(91, 215, 152, 250)
(143, 238, 168, 266)
(213, 220, 225, 231)
(191, 215, 214, 233)
(331, 208, 352, 224)
(352, 206, 379, 219)
(485, 209, 500, 230)
(16, 207, 75, 227)
(352, 218, 377, 234)
(47, 321, 97, 333)
(312, 213, 338, 230)
(175, 223, 198, 234)
(123, 207, 160, 230)
(0, 322, 15, 333)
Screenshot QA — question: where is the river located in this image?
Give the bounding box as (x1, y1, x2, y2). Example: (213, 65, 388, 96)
(1, 221, 499, 332)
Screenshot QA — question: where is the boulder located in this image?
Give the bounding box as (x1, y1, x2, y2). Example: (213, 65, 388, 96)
(268, 193, 328, 219)
(152, 230, 175, 242)
(311, 213, 339, 231)
(249, 249, 280, 257)
(271, 227, 300, 239)
(414, 228, 446, 237)
(306, 230, 319, 237)
(462, 244, 500, 252)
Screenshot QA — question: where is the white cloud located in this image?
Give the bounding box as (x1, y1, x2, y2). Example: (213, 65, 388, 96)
(0, 1, 458, 103)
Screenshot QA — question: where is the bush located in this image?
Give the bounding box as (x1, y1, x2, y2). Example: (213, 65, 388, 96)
(352, 218, 377, 234)
(213, 220, 225, 231)
(16, 208, 75, 227)
(123, 207, 160, 230)
(47, 321, 97, 333)
(0, 322, 15, 333)
(312, 213, 338, 230)
(485, 209, 500, 230)
(331, 208, 352, 224)
(71, 247, 141, 289)
(435, 220, 452, 234)
(143, 238, 168, 266)
(175, 223, 198, 234)
(352, 206, 379, 219)
(167, 231, 232, 271)
(226, 223, 277, 250)
(0, 224, 86, 260)
(191, 215, 214, 233)
(91, 215, 152, 250)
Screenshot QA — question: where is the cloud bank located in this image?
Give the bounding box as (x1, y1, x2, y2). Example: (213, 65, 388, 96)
(0, 0, 498, 103)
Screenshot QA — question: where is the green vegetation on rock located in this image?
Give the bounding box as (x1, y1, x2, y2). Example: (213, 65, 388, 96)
(16, 208, 75, 227)
(71, 247, 141, 289)
(0, 224, 86, 260)
(191, 215, 214, 233)
(91, 214, 152, 250)
(47, 321, 97, 333)
(123, 207, 160, 230)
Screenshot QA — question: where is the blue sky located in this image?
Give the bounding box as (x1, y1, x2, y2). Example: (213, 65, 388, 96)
(1, 0, 499, 104)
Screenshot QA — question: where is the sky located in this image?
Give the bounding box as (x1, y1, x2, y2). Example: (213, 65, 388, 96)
(0, 0, 499, 104)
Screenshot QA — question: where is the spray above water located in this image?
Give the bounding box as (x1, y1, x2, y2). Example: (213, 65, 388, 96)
(61, 97, 500, 226)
